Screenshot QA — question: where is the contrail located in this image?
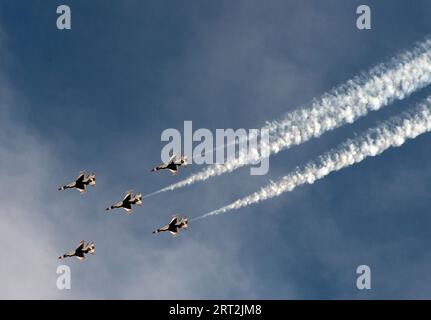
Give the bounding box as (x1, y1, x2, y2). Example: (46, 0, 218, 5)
(146, 37, 431, 196)
(192, 97, 431, 220)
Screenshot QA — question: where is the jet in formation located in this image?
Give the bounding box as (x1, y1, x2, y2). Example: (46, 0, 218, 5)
(58, 171, 96, 193)
(151, 155, 188, 175)
(106, 190, 143, 213)
(153, 215, 189, 236)
(57, 162, 192, 260)
(58, 240, 95, 260)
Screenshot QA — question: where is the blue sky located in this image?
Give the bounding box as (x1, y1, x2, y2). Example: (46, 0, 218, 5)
(1, 0, 431, 299)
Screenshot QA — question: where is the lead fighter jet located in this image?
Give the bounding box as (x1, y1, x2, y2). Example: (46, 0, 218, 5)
(152, 215, 189, 236)
(106, 190, 142, 213)
(58, 240, 95, 260)
(58, 171, 96, 193)
(151, 155, 188, 175)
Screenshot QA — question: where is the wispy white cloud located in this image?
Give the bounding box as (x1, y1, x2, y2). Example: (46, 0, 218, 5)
(0, 76, 64, 299)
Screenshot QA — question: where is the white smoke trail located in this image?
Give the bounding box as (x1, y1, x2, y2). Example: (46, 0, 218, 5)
(193, 97, 431, 220)
(149, 37, 431, 195)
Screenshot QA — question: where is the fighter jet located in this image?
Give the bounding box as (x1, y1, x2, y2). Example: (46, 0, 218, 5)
(152, 215, 189, 236)
(58, 240, 95, 261)
(151, 155, 188, 175)
(58, 171, 96, 193)
(105, 190, 142, 213)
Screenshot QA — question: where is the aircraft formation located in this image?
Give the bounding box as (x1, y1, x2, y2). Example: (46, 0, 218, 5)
(58, 155, 189, 261)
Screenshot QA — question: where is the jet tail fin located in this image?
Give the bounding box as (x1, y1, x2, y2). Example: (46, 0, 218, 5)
(88, 241, 95, 254)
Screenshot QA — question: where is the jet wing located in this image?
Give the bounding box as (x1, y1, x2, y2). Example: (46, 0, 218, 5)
(75, 172, 85, 183)
(75, 240, 85, 251)
(168, 155, 177, 164)
(123, 203, 133, 212)
(122, 192, 132, 202)
(169, 216, 178, 227)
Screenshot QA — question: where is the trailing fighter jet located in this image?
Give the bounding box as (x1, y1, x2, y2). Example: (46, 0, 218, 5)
(58, 240, 95, 261)
(58, 171, 96, 193)
(152, 215, 189, 236)
(105, 190, 142, 213)
(151, 155, 188, 175)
